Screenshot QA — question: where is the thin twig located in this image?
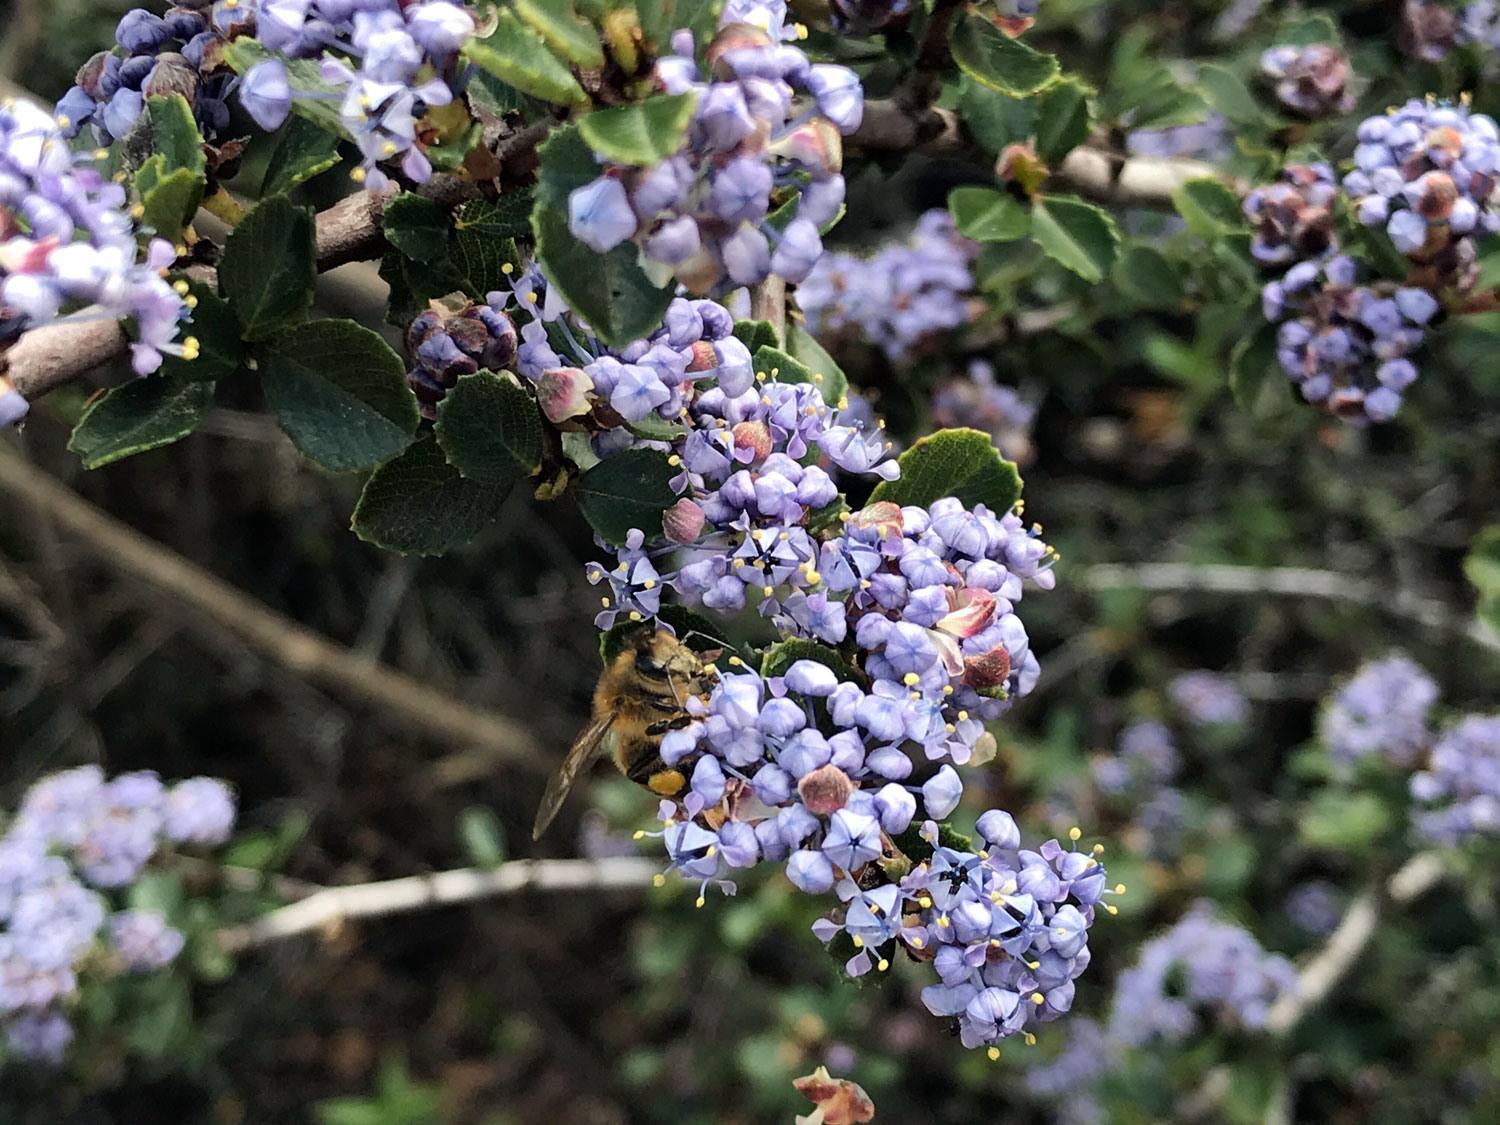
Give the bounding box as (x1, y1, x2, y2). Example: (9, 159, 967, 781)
(1055, 146, 1229, 206)
(1075, 562, 1500, 655)
(896, 0, 963, 113)
(1263, 851, 1447, 1034)
(749, 276, 787, 345)
(0, 447, 542, 767)
(217, 855, 663, 951)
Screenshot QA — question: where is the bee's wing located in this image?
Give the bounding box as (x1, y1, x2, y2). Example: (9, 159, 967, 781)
(531, 707, 619, 841)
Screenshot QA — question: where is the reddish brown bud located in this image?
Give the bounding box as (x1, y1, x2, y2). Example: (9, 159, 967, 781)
(963, 645, 1012, 690)
(797, 764, 854, 817)
(662, 497, 706, 544)
(686, 339, 719, 372)
(731, 419, 772, 461)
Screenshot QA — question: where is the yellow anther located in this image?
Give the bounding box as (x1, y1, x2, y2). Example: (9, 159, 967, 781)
(732, 558, 745, 569)
(1069, 827, 1082, 841)
(501, 262, 514, 274)
(93, 148, 109, 161)
(956, 711, 969, 722)
(909, 936, 924, 949)
(642, 579, 656, 590)
(987, 1047, 1000, 1060)
(837, 396, 849, 409)
(1092, 844, 1105, 856)
(245, 357, 258, 371)
(382, 141, 398, 156)
(632, 830, 645, 840)
(704, 845, 715, 858)
(936, 914, 950, 929)
(1085, 858, 1097, 869)
(350, 167, 367, 183)
(839, 511, 851, 522)
(652, 874, 666, 887)
(1027, 960, 1040, 970)
(942, 685, 954, 696)
(804, 570, 820, 584)
(1106, 904, 1118, 915)
(695, 896, 706, 908)
(526, 291, 538, 302)
(989, 938, 1000, 948)
(770, 367, 779, 378)
(56, 114, 71, 129)
(628, 611, 642, 621)
(998, 878, 1017, 895)
(851, 936, 863, 949)
(944, 723, 955, 734)
(129, 203, 145, 219)
(902, 672, 919, 687)
(1115, 884, 1126, 895)
(728, 655, 742, 666)
(184, 295, 198, 309)
(1030, 993, 1044, 1005)
(813, 372, 823, 383)
(763, 586, 773, 597)
(877, 958, 889, 971)
(601, 597, 610, 607)
(180, 337, 199, 360)
(918, 895, 932, 909)
(1024, 1033, 1036, 1046)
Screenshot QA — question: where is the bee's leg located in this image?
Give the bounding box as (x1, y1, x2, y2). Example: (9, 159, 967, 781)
(644, 714, 696, 736)
(624, 747, 687, 796)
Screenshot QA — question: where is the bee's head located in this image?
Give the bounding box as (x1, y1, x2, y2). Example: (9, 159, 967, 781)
(630, 628, 700, 682)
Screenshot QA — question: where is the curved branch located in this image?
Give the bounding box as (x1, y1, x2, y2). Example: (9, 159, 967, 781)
(0, 447, 542, 768)
(218, 856, 663, 951)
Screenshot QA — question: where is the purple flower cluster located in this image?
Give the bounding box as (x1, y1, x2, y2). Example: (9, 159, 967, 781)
(1168, 671, 1248, 727)
(1401, 0, 1458, 62)
(1092, 719, 1177, 797)
(1285, 879, 1343, 936)
(1259, 44, 1354, 118)
(1108, 902, 1296, 1046)
(1242, 163, 1339, 265)
(568, 0, 862, 293)
(796, 210, 978, 363)
(1261, 253, 1439, 424)
(1125, 113, 1228, 160)
(0, 96, 192, 415)
(1344, 100, 1500, 259)
(1410, 715, 1500, 844)
(813, 820, 1110, 1052)
(1024, 1017, 1116, 1097)
(238, 0, 474, 188)
(1458, 2, 1500, 56)
(54, 5, 237, 146)
(0, 766, 235, 1062)
(930, 360, 1036, 466)
(1321, 653, 1438, 769)
(405, 296, 518, 418)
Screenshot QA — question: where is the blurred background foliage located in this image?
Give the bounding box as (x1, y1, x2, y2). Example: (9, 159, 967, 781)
(3, 0, 1500, 1121)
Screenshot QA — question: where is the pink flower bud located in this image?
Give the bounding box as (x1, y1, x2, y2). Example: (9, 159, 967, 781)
(662, 498, 706, 544)
(797, 764, 855, 816)
(534, 366, 594, 425)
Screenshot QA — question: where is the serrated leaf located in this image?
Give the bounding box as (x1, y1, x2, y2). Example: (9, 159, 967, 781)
(454, 194, 534, 240)
(221, 38, 349, 136)
(68, 376, 215, 468)
(379, 249, 471, 326)
(1112, 245, 1184, 307)
(573, 448, 678, 545)
(752, 345, 813, 387)
(599, 604, 736, 664)
(352, 435, 505, 555)
(218, 196, 316, 340)
(450, 228, 522, 298)
(533, 203, 675, 347)
(759, 639, 863, 684)
(259, 319, 418, 470)
(467, 68, 553, 120)
(732, 319, 779, 353)
(382, 193, 451, 262)
(515, 0, 606, 67)
(1171, 177, 1246, 239)
(135, 156, 204, 241)
(1029, 195, 1119, 283)
(949, 10, 1059, 97)
(433, 372, 543, 486)
(868, 427, 1022, 513)
(146, 95, 205, 176)
(462, 10, 588, 108)
(162, 276, 242, 383)
(948, 186, 1029, 243)
(957, 75, 1036, 153)
(1197, 64, 1266, 126)
(578, 93, 698, 166)
(261, 115, 341, 195)
(1034, 80, 1091, 163)
(784, 322, 847, 408)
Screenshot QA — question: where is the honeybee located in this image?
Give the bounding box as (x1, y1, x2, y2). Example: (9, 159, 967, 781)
(531, 628, 718, 841)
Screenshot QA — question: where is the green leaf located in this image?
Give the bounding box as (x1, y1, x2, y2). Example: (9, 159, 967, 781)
(784, 322, 848, 408)
(1034, 80, 1092, 163)
(751, 345, 813, 387)
(534, 122, 607, 212)
(352, 435, 505, 555)
(462, 10, 589, 108)
(218, 196, 316, 341)
(949, 10, 1059, 97)
(146, 95, 205, 176)
(68, 376, 215, 468)
(957, 76, 1036, 153)
(453, 194, 534, 240)
(1278, 11, 1341, 48)
(450, 226, 522, 299)
(458, 807, 507, 868)
(759, 639, 863, 685)
(1228, 319, 1286, 415)
(1465, 526, 1500, 634)
(868, 427, 1022, 513)
(1171, 177, 1246, 239)
(135, 156, 204, 242)
(379, 249, 471, 326)
(578, 94, 699, 166)
(573, 447, 678, 545)
(948, 186, 1029, 243)
(1029, 195, 1119, 283)
(259, 319, 418, 470)
(1197, 64, 1266, 127)
(161, 276, 242, 383)
(1299, 790, 1391, 852)
(515, 0, 606, 67)
(532, 203, 675, 347)
(382, 193, 451, 262)
(732, 319, 779, 353)
(1112, 245, 1184, 308)
(599, 604, 736, 665)
(261, 116, 342, 195)
(433, 372, 543, 487)
(221, 38, 349, 136)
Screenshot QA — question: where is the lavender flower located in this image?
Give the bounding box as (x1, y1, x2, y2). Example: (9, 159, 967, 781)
(1108, 902, 1295, 1046)
(1321, 653, 1437, 768)
(109, 909, 186, 970)
(1168, 671, 1248, 726)
(1, 98, 192, 385)
(930, 360, 1036, 466)
(1126, 114, 1229, 160)
(568, 1, 862, 293)
(1285, 879, 1343, 936)
(1261, 254, 1437, 425)
(1259, 45, 1354, 118)
(797, 210, 978, 363)
(1411, 715, 1500, 844)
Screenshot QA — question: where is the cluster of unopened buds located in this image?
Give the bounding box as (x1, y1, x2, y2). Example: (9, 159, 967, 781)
(237, 0, 475, 188)
(1, 96, 193, 428)
(1258, 43, 1354, 118)
(1243, 164, 1339, 266)
(0, 767, 235, 1062)
(567, 0, 862, 293)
